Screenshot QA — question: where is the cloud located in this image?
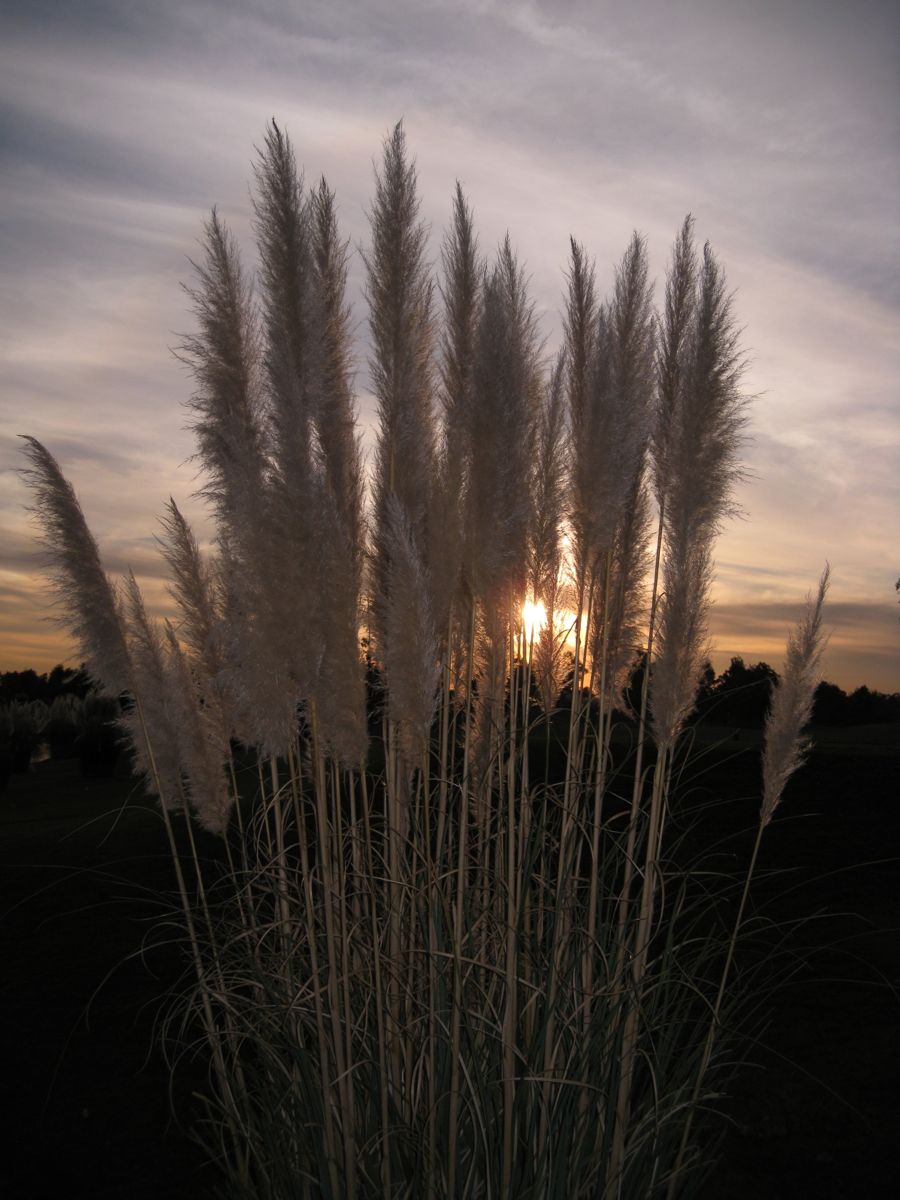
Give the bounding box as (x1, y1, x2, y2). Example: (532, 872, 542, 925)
(709, 598, 900, 692)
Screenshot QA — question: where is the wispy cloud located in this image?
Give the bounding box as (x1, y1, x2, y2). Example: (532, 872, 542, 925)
(710, 599, 899, 693)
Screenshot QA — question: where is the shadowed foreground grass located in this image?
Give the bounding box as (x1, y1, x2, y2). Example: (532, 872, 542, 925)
(1, 730, 897, 1199)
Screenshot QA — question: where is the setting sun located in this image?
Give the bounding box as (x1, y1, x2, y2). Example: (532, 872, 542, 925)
(522, 597, 548, 644)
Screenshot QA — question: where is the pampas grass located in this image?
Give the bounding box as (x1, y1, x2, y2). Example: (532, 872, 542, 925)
(20, 436, 131, 698)
(21, 120, 831, 1200)
(761, 564, 831, 824)
(367, 120, 436, 631)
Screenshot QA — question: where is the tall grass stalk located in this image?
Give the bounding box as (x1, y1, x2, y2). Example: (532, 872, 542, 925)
(22, 122, 829, 1200)
(666, 564, 830, 1197)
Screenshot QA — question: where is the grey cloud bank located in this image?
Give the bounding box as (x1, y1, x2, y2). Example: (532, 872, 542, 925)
(1, 0, 897, 690)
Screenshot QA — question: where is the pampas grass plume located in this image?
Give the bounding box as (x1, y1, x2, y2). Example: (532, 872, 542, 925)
(367, 121, 436, 555)
(311, 176, 366, 572)
(467, 236, 539, 601)
(253, 119, 316, 478)
(429, 182, 482, 634)
(164, 623, 232, 835)
(761, 564, 830, 824)
(179, 209, 268, 534)
(158, 499, 220, 670)
(529, 355, 568, 710)
(651, 235, 747, 749)
(19, 436, 132, 697)
(121, 570, 184, 807)
(382, 496, 440, 760)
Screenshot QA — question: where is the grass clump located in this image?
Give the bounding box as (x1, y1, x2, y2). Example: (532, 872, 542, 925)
(21, 120, 829, 1199)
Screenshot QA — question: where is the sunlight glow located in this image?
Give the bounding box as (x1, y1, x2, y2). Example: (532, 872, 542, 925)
(522, 598, 548, 645)
(558, 608, 588, 651)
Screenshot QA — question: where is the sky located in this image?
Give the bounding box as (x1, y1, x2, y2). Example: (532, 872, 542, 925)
(1, 0, 898, 692)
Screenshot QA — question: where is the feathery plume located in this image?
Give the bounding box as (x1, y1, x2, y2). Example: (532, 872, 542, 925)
(529, 356, 569, 712)
(471, 601, 509, 782)
(366, 120, 436, 622)
(660, 240, 747, 545)
(569, 235, 654, 588)
(19, 437, 131, 697)
(158, 499, 220, 669)
(165, 624, 233, 835)
(466, 236, 540, 604)
(439, 182, 482, 499)
(252, 122, 330, 705)
(311, 176, 366, 579)
(253, 119, 317, 479)
(652, 215, 698, 508)
(430, 182, 483, 636)
(608, 233, 655, 461)
(178, 209, 268, 536)
(300, 177, 369, 765)
(312, 483, 368, 768)
(564, 238, 598, 581)
(761, 566, 830, 825)
(464, 238, 540, 774)
(381, 497, 440, 761)
(157, 498, 237, 742)
(183, 155, 324, 733)
(215, 539, 301, 759)
(529, 354, 567, 608)
(649, 542, 712, 748)
(532, 601, 567, 719)
(651, 238, 747, 749)
(564, 238, 597, 445)
(121, 571, 184, 807)
(584, 233, 656, 702)
(591, 470, 654, 709)
(261, 466, 320, 707)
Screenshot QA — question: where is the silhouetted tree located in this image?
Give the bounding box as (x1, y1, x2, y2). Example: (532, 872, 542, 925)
(812, 680, 848, 725)
(704, 657, 778, 727)
(0, 664, 91, 704)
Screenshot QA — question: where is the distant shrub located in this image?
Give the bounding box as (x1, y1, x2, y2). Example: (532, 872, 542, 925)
(75, 695, 122, 778)
(0, 700, 48, 775)
(43, 693, 84, 759)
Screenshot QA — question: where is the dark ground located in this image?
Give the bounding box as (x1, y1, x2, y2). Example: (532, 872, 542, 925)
(692, 726, 900, 1200)
(1, 727, 898, 1199)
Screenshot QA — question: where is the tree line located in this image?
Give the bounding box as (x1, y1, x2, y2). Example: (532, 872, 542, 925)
(5, 658, 898, 730)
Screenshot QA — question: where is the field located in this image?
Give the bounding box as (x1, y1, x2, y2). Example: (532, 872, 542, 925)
(1, 726, 897, 1199)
